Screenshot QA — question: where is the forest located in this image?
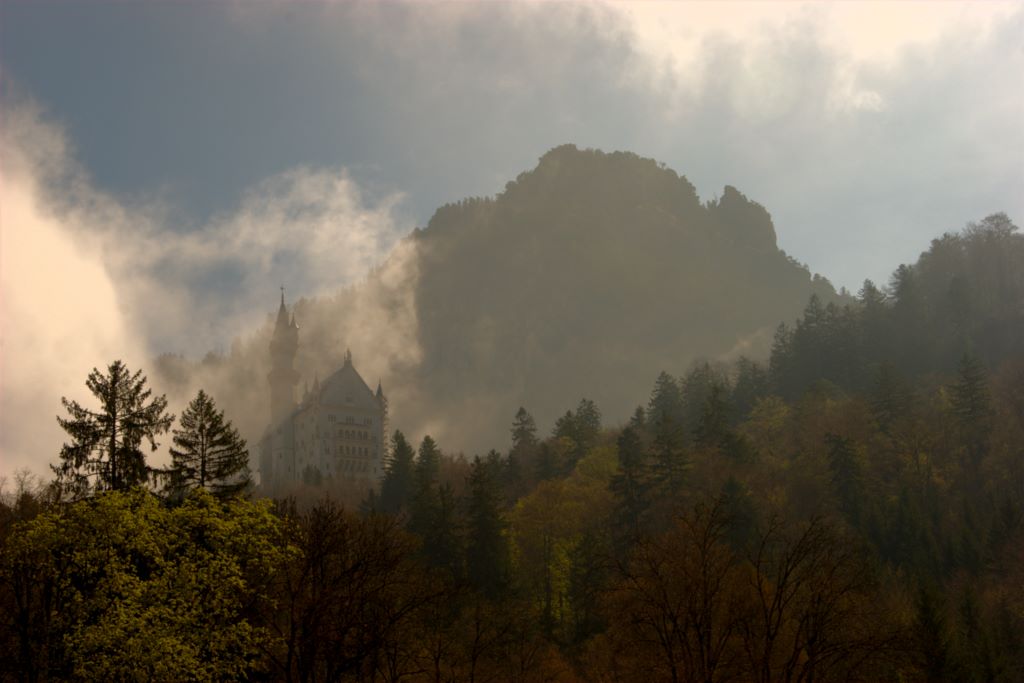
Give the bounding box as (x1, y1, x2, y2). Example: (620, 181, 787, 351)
(2, 212, 1023, 682)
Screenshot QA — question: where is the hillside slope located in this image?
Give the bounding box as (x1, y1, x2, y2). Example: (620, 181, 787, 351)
(158, 145, 843, 454)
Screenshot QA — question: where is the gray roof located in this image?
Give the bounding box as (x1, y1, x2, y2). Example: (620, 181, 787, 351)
(317, 356, 380, 412)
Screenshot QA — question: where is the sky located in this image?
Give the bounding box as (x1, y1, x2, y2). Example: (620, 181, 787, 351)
(1, 1, 1022, 480)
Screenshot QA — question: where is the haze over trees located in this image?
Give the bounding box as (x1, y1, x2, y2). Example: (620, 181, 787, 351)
(3, 147, 1023, 680)
(52, 360, 173, 500)
(154, 145, 843, 457)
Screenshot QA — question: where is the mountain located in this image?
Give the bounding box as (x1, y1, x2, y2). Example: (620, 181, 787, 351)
(157, 145, 843, 455)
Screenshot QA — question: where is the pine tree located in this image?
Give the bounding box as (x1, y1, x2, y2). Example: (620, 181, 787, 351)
(54, 360, 173, 499)
(168, 390, 250, 499)
(380, 430, 416, 514)
(465, 453, 510, 597)
(870, 362, 910, 435)
(731, 357, 768, 422)
(650, 411, 687, 498)
(627, 405, 647, 433)
(507, 407, 538, 496)
(574, 398, 602, 451)
(426, 483, 462, 578)
(647, 371, 683, 426)
(610, 426, 649, 542)
(951, 353, 993, 481)
(408, 436, 441, 542)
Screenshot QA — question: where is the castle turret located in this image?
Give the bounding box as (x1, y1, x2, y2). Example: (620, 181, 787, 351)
(268, 289, 300, 426)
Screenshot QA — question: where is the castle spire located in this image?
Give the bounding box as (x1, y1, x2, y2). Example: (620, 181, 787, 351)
(275, 286, 290, 330)
(269, 288, 300, 426)
(344, 348, 353, 366)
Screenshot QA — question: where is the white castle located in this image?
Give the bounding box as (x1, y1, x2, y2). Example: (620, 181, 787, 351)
(258, 292, 387, 490)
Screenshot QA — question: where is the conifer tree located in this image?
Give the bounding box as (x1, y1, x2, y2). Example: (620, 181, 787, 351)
(426, 483, 462, 577)
(574, 398, 602, 450)
(650, 411, 687, 498)
(408, 436, 441, 541)
(951, 353, 993, 479)
(870, 362, 910, 435)
(627, 405, 647, 433)
(169, 390, 250, 499)
(507, 407, 538, 495)
(610, 426, 649, 542)
(380, 430, 416, 514)
(647, 371, 683, 426)
(54, 360, 173, 499)
(465, 453, 509, 597)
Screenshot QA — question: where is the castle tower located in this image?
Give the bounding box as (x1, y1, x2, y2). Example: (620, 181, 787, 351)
(268, 288, 299, 426)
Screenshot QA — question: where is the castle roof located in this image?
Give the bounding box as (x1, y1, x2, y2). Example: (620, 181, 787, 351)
(317, 351, 381, 412)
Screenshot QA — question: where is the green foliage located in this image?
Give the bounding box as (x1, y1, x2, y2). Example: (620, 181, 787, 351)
(1, 489, 285, 681)
(53, 360, 174, 499)
(169, 389, 251, 500)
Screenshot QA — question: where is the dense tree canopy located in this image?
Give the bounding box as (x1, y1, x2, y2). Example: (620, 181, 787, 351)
(53, 360, 173, 499)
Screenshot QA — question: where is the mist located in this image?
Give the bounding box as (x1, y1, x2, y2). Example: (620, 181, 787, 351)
(0, 100, 418, 478)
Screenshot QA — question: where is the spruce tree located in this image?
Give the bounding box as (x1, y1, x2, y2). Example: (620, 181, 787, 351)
(507, 407, 538, 495)
(647, 371, 683, 426)
(650, 411, 687, 497)
(54, 360, 173, 499)
(169, 390, 250, 499)
(465, 453, 509, 597)
(408, 436, 441, 541)
(610, 426, 649, 542)
(951, 353, 993, 480)
(380, 430, 416, 514)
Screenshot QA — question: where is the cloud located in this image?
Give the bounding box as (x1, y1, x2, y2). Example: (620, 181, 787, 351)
(3, 1, 1018, 296)
(2, 2, 1021, 475)
(0, 97, 416, 479)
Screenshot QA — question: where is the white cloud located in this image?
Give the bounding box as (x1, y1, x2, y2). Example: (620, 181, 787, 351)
(0, 99, 415, 479)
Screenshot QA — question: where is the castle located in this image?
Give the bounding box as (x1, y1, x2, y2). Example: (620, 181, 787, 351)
(258, 292, 388, 490)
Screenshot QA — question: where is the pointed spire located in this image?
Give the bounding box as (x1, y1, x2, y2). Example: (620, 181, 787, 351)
(376, 379, 384, 398)
(344, 348, 353, 366)
(275, 286, 289, 329)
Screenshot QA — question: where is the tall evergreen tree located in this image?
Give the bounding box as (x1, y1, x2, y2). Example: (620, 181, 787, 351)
(54, 360, 173, 499)
(950, 353, 993, 480)
(649, 411, 688, 498)
(610, 426, 649, 542)
(574, 398, 602, 451)
(870, 362, 911, 435)
(426, 483, 462, 578)
(507, 407, 538, 496)
(408, 436, 441, 540)
(647, 371, 683, 426)
(380, 430, 416, 514)
(168, 390, 250, 499)
(731, 357, 768, 422)
(627, 405, 647, 433)
(465, 453, 510, 597)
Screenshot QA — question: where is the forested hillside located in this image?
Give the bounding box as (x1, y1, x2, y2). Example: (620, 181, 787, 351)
(3, 211, 1023, 681)
(154, 145, 843, 456)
